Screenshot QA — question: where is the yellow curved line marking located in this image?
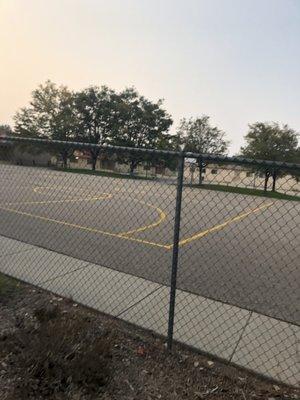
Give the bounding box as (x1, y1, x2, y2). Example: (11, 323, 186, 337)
(119, 200, 167, 237)
(0, 205, 169, 249)
(32, 186, 167, 237)
(0, 193, 273, 251)
(3, 185, 274, 251)
(165, 202, 273, 249)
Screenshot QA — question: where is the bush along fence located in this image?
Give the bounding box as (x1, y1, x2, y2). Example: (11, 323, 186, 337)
(0, 136, 299, 386)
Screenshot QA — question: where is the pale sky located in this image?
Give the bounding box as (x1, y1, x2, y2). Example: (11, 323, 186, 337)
(0, 0, 299, 154)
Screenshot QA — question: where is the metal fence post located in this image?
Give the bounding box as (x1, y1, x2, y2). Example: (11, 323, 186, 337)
(167, 152, 185, 351)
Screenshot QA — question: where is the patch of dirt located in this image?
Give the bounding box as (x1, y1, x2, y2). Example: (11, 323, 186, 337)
(0, 275, 299, 400)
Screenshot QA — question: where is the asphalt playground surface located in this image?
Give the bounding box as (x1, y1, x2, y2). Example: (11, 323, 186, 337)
(0, 164, 299, 324)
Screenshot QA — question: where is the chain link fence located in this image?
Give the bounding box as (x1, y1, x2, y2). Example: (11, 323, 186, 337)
(0, 137, 299, 386)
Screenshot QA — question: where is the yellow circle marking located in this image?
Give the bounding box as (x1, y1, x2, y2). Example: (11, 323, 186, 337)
(32, 186, 167, 236)
(119, 200, 166, 237)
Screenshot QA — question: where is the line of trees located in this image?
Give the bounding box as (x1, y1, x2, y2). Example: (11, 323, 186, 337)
(1, 80, 299, 189)
(176, 118, 299, 191)
(240, 122, 299, 191)
(12, 81, 173, 174)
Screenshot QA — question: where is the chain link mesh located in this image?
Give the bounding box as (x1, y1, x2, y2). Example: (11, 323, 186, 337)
(0, 138, 299, 386)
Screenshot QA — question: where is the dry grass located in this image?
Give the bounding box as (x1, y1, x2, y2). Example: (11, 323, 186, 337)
(1, 305, 111, 399)
(0, 275, 299, 400)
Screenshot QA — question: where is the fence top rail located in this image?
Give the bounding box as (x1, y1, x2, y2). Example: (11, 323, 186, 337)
(2, 136, 300, 172)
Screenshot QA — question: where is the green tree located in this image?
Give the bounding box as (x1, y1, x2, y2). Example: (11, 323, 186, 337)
(241, 122, 299, 191)
(0, 124, 13, 137)
(13, 82, 174, 174)
(0, 125, 13, 160)
(176, 116, 229, 184)
(111, 88, 173, 175)
(75, 86, 121, 170)
(153, 133, 179, 172)
(14, 81, 77, 167)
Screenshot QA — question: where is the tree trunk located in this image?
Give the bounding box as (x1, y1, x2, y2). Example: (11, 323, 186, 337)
(272, 170, 277, 192)
(92, 158, 96, 171)
(90, 149, 100, 171)
(129, 160, 136, 176)
(264, 170, 270, 192)
(129, 158, 139, 176)
(61, 150, 68, 169)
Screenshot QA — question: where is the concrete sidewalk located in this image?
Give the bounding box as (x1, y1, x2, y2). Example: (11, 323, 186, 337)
(0, 235, 298, 386)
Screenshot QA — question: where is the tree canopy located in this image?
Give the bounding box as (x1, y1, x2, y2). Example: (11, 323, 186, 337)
(176, 116, 229, 183)
(14, 81, 173, 173)
(14, 81, 77, 166)
(0, 124, 12, 136)
(111, 88, 173, 174)
(14, 81, 77, 141)
(241, 122, 299, 191)
(241, 122, 299, 162)
(0, 125, 13, 159)
(12, 81, 299, 183)
(74, 86, 122, 169)
(176, 116, 229, 154)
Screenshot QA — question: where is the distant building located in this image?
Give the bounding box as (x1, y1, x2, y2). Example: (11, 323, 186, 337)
(184, 162, 299, 195)
(71, 149, 175, 177)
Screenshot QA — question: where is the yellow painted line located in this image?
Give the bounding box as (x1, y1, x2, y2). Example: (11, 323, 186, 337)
(33, 186, 52, 194)
(119, 201, 167, 236)
(164, 202, 274, 249)
(33, 185, 100, 195)
(33, 185, 167, 236)
(32, 184, 167, 240)
(3, 194, 112, 206)
(0, 205, 169, 249)
(1, 185, 273, 252)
